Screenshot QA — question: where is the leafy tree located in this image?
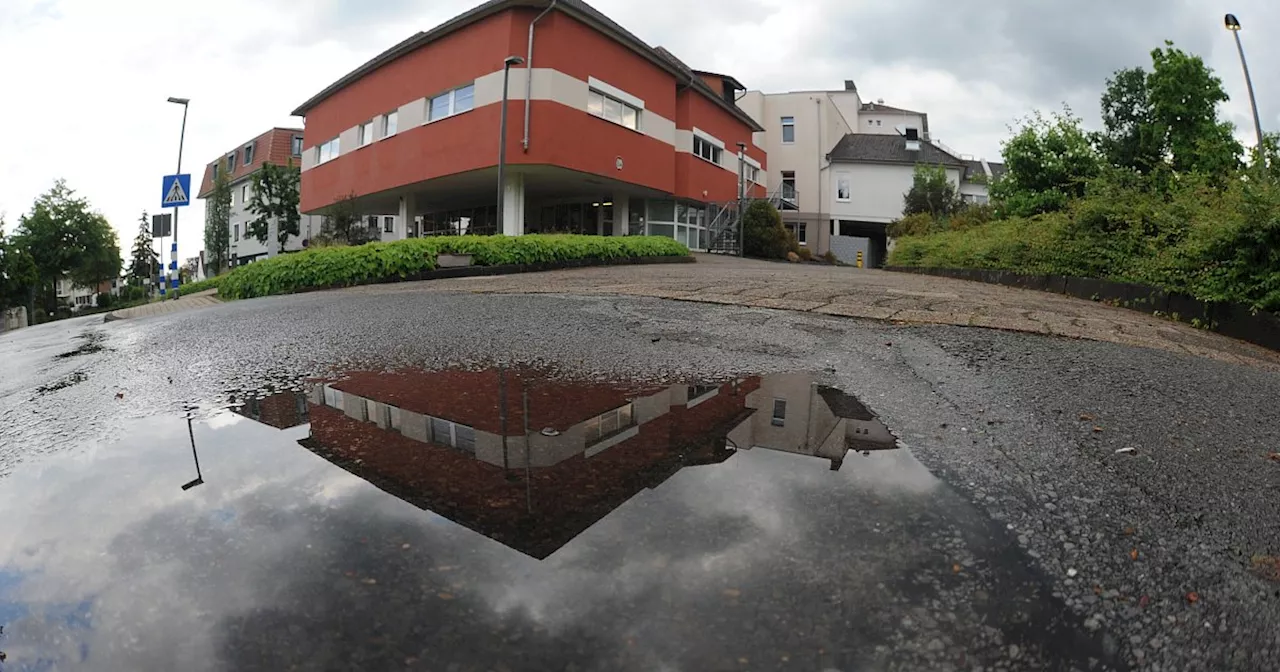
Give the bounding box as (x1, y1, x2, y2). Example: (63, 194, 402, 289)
(319, 193, 377, 246)
(1098, 43, 1242, 178)
(741, 200, 797, 259)
(246, 161, 301, 252)
(903, 164, 961, 218)
(128, 211, 158, 284)
(203, 168, 232, 275)
(0, 218, 38, 311)
(12, 181, 122, 312)
(990, 108, 1102, 216)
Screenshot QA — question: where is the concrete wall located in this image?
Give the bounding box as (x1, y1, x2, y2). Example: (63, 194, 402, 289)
(829, 235, 875, 267)
(858, 111, 925, 136)
(828, 163, 961, 224)
(2, 307, 27, 331)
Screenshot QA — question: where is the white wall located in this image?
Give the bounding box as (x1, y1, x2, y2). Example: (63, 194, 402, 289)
(858, 111, 926, 136)
(828, 163, 962, 223)
(227, 175, 323, 263)
(741, 91, 855, 213)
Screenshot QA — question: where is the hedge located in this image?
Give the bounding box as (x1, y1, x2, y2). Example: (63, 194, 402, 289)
(174, 276, 224, 297)
(216, 235, 690, 300)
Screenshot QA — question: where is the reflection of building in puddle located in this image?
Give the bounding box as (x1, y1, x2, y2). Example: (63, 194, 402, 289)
(726, 373, 897, 471)
(229, 390, 310, 430)
(300, 370, 761, 558)
(296, 369, 895, 558)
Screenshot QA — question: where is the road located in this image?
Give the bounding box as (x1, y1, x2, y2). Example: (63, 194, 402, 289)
(0, 266, 1277, 671)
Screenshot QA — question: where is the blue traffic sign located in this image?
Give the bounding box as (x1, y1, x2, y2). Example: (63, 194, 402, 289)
(161, 174, 191, 208)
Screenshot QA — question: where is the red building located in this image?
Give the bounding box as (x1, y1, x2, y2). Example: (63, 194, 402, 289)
(291, 0, 766, 251)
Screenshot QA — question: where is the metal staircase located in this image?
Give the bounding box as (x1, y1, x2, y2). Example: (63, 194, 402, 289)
(706, 184, 799, 257)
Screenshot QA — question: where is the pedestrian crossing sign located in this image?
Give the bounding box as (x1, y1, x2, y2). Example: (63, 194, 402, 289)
(161, 174, 191, 208)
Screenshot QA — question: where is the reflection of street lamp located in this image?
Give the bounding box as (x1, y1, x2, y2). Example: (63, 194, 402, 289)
(495, 56, 525, 235)
(181, 414, 204, 491)
(1224, 14, 1265, 152)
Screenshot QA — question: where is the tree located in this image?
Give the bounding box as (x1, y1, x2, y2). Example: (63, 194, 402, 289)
(12, 181, 122, 312)
(128, 211, 158, 285)
(990, 108, 1102, 216)
(741, 200, 797, 259)
(1097, 43, 1242, 178)
(903, 164, 961, 218)
(319, 193, 377, 246)
(246, 161, 301, 252)
(0, 218, 38, 311)
(203, 168, 232, 275)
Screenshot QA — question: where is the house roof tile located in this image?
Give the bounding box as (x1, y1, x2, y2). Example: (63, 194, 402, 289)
(827, 133, 964, 167)
(196, 128, 304, 199)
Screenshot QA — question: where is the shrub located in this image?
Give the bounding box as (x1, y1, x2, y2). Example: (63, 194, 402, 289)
(741, 200, 797, 259)
(821, 251, 838, 264)
(796, 247, 813, 262)
(887, 213, 941, 238)
(217, 234, 689, 300)
(96, 293, 113, 309)
(175, 275, 224, 297)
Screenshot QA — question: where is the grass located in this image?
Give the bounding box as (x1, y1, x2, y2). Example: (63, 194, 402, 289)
(212, 235, 690, 300)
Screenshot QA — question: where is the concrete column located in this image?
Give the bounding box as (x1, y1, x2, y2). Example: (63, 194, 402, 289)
(501, 172, 525, 236)
(612, 198, 629, 236)
(396, 193, 417, 241)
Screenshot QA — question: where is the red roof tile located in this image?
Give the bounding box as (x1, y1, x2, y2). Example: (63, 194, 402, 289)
(196, 127, 304, 199)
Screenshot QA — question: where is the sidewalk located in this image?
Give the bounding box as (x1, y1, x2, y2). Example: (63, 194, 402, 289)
(103, 290, 221, 322)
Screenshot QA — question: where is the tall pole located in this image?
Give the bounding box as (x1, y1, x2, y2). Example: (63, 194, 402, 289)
(1231, 31, 1265, 152)
(496, 56, 523, 236)
(167, 99, 189, 299)
(736, 142, 747, 257)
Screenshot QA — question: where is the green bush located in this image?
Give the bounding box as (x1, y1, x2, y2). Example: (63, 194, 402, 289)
(175, 275, 224, 297)
(741, 200, 797, 260)
(96, 293, 113, 309)
(216, 234, 689, 300)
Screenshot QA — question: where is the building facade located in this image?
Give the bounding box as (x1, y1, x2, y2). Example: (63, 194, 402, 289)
(196, 127, 326, 267)
(291, 0, 765, 252)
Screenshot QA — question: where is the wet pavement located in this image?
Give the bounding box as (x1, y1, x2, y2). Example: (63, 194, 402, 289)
(1, 289, 1278, 670)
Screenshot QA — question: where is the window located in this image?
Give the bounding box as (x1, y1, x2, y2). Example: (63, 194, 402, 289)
(584, 403, 635, 444)
(781, 116, 795, 143)
(358, 121, 374, 146)
(243, 143, 254, 165)
(212, 164, 219, 180)
(744, 164, 759, 183)
(781, 170, 797, 208)
(786, 222, 807, 246)
(693, 136, 722, 164)
(291, 136, 303, 156)
(225, 153, 236, 172)
(233, 223, 239, 240)
(771, 399, 787, 427)
(429, 84, 475, 122)
(687, 385, 719, 408)
(429, 417, 476, 453)
(241, 185, 249, 205)
(837, 176, 851, 201)
(588, 89, 640, 130)
(317, 137, 340, 164)
(383, 216, 395, 233)
(383, 111, 398, 137)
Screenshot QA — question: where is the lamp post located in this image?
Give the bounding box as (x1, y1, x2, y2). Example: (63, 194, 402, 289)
(181, 412, 204, 491)
(496, 56, 524, 236)
(166, 97, 190, 300)
(1224, 14, 1265, 153)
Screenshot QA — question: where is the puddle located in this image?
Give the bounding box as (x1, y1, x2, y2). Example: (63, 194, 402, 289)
(0, 368, 1121, 671)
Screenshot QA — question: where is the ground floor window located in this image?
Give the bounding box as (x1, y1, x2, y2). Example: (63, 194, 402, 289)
(644, 199, 709, 251)
(785, 222, 807, 246)
(421, 205, 497, 236)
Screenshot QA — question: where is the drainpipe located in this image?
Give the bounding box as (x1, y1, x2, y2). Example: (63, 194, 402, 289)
(522, 0, 558, 152)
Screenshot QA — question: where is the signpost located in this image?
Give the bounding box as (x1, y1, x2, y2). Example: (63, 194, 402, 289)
(159, 174, 190, 297)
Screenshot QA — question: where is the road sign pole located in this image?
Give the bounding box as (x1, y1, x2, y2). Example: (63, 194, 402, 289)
(168, 102, 188, 299)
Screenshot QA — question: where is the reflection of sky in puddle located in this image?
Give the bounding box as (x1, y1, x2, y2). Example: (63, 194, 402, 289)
(0, 369, 1056, 671)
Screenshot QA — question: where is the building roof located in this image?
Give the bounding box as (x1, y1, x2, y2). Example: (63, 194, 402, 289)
(827, 133, 964, 167)
(196, 127, 304, 199)
(692, 68, 746, 92)
(289, 0, 763, 132)
(860, 102, 925, 116)
(961, 159, 1007, 182)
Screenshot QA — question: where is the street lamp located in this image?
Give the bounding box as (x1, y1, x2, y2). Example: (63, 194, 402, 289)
(496, 56, 525, 236)
(181, 412, 205, 491)
(1224, 14, 1265, 153)
(166, 96, 190, 300)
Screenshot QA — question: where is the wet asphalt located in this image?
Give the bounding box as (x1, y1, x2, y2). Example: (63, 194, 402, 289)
(0, 288, 1277, 671)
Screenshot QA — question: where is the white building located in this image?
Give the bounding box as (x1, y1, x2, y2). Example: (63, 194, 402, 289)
(738, 81, 1002, 265)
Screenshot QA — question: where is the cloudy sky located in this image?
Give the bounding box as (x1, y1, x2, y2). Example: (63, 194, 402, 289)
(0, 0, 1275, 259)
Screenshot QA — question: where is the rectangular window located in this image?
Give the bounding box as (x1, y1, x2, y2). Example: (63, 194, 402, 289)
(429, 416, 476, 453)
(429, 84, 476, 122)
(693, 136, 722, 165)
(291, 136, 303, 156)
(383, 216, 395, 233)
(241, 185, 249, 205)
(584, 403, 636, 444)
(243, 143, 254, 165)
(771, 399, 787, 427)
(317, 137, 340, 164)
(233, 223, 239, 240)
(226, 153, 236, 171)
(744, 164, 759, 183)
(837, 176, 851, 201)
(383, 111, 398, 137)
(359, 121, 374, 146)
(212, 164, 219, 179)
(781, 116, 795, 143)
(587, 88, 640, 131)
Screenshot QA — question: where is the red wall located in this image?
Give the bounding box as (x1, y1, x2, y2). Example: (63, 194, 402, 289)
(298, 6, 762, 213)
